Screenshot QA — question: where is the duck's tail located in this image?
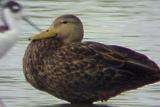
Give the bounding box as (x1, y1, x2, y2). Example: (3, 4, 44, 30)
(152, 67, 160, 81)
(120, 60, 160, 88)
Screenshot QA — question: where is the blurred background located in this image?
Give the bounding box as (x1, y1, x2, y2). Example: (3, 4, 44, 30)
(0, 0, 159, 107)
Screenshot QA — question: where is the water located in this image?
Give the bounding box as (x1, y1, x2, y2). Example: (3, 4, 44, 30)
(0, 0, 160, 107)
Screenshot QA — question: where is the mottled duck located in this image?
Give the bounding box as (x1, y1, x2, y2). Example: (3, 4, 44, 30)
(23, 14, 160, 104)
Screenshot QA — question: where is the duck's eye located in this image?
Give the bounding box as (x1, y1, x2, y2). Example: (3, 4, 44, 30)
(62, 21, 68, 24)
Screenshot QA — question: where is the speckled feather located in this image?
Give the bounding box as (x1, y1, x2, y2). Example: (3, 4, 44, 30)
(23, 38, 160, 103)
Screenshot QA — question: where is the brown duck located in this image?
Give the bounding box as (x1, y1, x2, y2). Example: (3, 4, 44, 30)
(23, 14, 160, 104)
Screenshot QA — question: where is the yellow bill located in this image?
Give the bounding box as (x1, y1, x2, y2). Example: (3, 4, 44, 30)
(29, 28, 57, 40)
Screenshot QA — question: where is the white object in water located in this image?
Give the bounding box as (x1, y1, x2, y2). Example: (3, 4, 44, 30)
(0, 0, 40, 58)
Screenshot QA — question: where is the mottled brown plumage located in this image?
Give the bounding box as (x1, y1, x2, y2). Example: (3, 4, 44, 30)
(23, 14, 160, 104)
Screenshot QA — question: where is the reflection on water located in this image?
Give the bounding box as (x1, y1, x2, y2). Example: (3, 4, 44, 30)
(36, 104, 114, 107)
(0, 99, 5, 107)
(0, 0, 160, 107)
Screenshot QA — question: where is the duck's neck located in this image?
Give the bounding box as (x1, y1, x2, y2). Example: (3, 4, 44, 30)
(2, 9, 17, 30)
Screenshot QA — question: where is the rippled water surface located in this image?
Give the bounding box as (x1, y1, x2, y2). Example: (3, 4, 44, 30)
(0, 0, 160, 107)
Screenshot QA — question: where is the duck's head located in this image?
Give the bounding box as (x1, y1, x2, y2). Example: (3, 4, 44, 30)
(30, 14, 84, 44)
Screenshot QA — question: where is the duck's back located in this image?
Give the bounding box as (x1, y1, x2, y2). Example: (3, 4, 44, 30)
(85, 41, 159, 69)
(23, 39, 160, 103)
(84, 41, 160, 97)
